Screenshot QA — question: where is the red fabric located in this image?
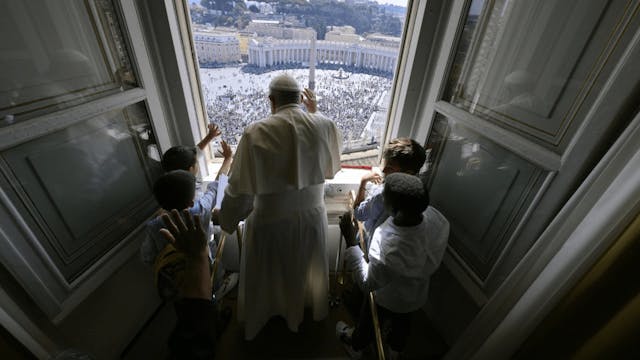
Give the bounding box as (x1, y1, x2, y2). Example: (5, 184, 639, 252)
(341, 165, 372, 170)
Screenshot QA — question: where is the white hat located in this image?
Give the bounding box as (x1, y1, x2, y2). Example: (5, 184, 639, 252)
(269, 73, 301, 92)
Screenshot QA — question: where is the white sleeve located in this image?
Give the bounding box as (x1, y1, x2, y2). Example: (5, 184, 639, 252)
(345, 244, 392, 293)
(219, 186, 253, 233)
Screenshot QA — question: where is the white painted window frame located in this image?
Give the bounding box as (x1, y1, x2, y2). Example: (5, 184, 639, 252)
(476, 109, 640, 359)
(0, 0, 217, 356)
(162, 0, 212, 177)
(0, 0, 169, 328)
(460, 18, 640, 359)
(408, 1, 640, 358)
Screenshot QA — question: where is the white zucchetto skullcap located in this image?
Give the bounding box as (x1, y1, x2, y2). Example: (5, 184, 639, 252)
(269, 73, 301, 92)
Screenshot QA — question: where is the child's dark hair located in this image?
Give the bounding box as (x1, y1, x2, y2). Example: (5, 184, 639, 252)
(161, 146, 198, 172)
(383, 173, 429, 215)
(382, 138, 426, 174)
(153, 170, 196, 210)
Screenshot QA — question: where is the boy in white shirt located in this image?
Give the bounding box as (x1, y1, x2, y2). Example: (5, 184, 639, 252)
(336, 173, 449, 359)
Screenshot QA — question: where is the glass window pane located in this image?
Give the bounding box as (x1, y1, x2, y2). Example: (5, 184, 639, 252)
(443, 0, 608, 141)
(1, 102, 162, 281)
(443, 0, 485, 102)
(0, 0, 137, 126)
(425, 113, 546, 280)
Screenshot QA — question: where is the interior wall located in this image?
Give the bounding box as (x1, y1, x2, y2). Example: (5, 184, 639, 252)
(0, 261, 62, 353)
(424, 266, 480, 345)
(0, 323, 36, 360)
(514, 211, 640, 359)
(55, 247, 162, 359)
(0, 231, 160, 359)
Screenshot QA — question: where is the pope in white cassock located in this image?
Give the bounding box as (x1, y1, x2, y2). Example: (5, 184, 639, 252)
(219, 74, 342, 340)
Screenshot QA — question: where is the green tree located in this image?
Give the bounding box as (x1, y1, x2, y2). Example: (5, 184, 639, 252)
(201, 0, 235, 12)
(372, 14, 402, 36)
(305, 17, 326, 39)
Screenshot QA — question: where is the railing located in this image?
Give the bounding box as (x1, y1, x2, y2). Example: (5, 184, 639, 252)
(370, 292, 386, 360)
(341, 191, 384, 359)
(210, 225, 243, 292)
(210, 232, 226, 288)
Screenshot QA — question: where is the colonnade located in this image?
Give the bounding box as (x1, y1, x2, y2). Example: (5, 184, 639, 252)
(248, 39, 397, 73)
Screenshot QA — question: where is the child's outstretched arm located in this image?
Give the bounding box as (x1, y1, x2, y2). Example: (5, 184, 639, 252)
(215, 140, 233, 180)
(197, 123, 221, 150)
(354, 170, 382, 210)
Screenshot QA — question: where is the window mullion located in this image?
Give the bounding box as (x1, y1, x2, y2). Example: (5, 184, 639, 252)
(118, 0, 172, 152)
(392, 0, 468, 144)
(434, 100, 561, 170)
(0, 88, 146, 151)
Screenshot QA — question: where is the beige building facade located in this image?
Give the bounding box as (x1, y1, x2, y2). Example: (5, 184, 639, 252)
(246, 20, 315, 40)
(193, 32, 241, 64)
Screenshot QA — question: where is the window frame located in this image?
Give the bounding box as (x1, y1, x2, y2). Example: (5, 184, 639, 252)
(0, 0, 169, 322)
(412, 0, 640, 358)
(175, 0, 421, 168)
(172, 0, 213, 175)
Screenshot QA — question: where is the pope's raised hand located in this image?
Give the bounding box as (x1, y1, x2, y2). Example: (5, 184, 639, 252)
(302, 88, 318, 113)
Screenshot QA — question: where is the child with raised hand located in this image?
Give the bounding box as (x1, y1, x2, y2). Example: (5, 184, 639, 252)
(353, 137, 426, 251)
(141, 137, 236, 301)
(161, 123, 221, 173)
(160, 124, 232, 197)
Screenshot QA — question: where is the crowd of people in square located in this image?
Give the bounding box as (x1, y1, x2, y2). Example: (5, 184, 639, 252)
(201, 68, 391, 147)
(142, 73, 449, 359)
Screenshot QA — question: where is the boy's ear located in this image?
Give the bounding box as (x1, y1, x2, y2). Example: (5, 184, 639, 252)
(189, 200, 195, 208)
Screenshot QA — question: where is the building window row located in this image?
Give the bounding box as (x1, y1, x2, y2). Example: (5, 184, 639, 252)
(248, 40, 396, 73)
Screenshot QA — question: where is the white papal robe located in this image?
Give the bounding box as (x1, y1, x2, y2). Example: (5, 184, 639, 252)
(219, 103, 341, 340)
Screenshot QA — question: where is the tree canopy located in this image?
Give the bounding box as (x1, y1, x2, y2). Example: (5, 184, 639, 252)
(195, 0, 403, 37)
